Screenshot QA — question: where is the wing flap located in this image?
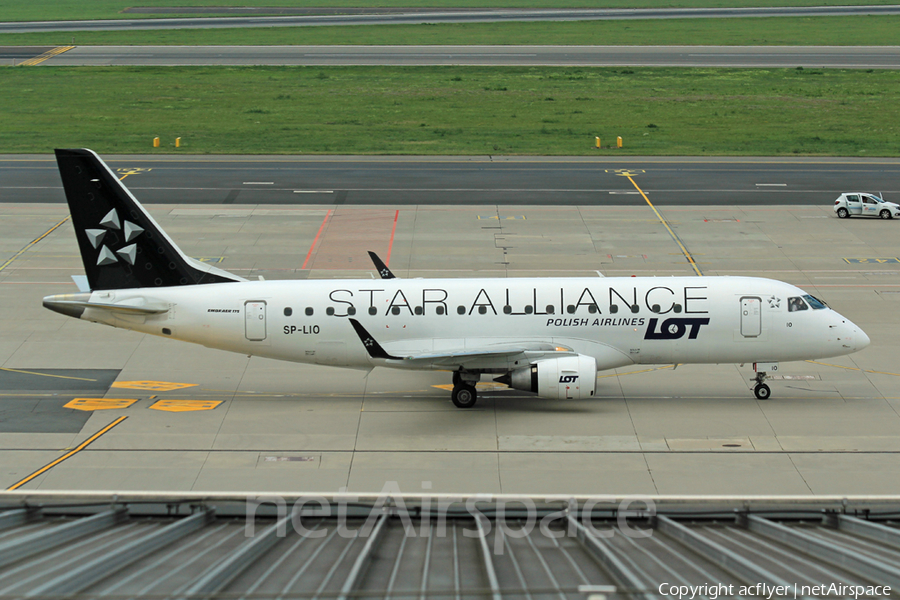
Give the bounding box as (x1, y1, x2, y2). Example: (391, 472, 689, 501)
(348, 319, 574, 369)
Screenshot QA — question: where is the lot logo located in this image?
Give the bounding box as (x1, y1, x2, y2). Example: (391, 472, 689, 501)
(644, 318, 710, 340)
(559, 375, 579, 383)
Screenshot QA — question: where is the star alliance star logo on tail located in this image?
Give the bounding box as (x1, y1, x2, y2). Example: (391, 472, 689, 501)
(84, 208, 144, 266)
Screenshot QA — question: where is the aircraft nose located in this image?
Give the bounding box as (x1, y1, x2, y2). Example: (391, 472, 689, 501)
(840, 317, 869, 352)
(855, 325, 871, 351)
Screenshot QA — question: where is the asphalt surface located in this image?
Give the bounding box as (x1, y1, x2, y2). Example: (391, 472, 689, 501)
(4, 154, 899, 206)
(3, 5, 900, 33)
(31, 45, 900, 68)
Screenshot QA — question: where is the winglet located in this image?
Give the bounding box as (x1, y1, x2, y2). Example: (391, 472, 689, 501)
(367, 251, 396, 279)
(348, 318, 402, 360)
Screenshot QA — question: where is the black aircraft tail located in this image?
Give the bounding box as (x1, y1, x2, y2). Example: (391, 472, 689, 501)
(55, 149, 244, 291)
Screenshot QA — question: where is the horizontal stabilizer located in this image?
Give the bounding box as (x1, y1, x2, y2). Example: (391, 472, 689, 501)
(71, 275, 90, 292)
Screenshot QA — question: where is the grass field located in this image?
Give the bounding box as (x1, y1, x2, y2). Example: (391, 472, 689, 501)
(2, 66, 897, 156)
(3, 15, 900, 47)
(1, 0, 898, 22)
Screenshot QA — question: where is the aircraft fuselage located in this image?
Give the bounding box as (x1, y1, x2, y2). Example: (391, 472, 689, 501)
(47, 276, 867, 371)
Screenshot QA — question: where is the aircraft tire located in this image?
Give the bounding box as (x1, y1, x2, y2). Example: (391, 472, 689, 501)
(754, 384, 771, 400)
(452, 384, 477, 408)
(837, 208, 849, 218)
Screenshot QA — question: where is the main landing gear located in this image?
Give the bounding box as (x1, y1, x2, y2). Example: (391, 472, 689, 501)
(451, 370, 479, 409)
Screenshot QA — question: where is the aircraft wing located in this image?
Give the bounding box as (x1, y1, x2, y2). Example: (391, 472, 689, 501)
(348, 319, 574, 369)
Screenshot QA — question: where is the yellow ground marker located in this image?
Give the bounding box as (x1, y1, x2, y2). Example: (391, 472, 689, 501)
(7, 416, 128, 490)
(112, 381, 198, 392)
(0, 367, 96, 382)
(65, 398, 137, 411)
(149, 400, 222, 412)
(623, 173, 703, 277)
(18, 46, 75, 67)
(0, 217, 70, 274)
(806, 360, 900, 377)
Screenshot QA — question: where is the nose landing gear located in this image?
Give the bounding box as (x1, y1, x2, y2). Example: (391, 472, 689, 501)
(751, 362, 777, 400)
(753, 374, 771, 400)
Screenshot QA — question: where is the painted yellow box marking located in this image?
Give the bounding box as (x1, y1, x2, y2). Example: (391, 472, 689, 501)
(65, 398, 137, 411)
(149, 400, 222, 412)
(112, 381, 198, 392)
(844, 257, 900, 264)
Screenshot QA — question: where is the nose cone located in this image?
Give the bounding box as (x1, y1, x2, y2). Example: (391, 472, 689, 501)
(855, 325, 871, 351)
(839, 316, 869, 353)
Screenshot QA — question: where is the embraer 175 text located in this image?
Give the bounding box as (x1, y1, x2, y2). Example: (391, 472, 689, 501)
(43, 150, 870, 407)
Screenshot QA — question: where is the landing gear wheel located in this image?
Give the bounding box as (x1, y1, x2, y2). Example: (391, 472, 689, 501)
(837, 207, 849, 218)
(754, 383, 771, 400)
(452, 384, 477, 409)
(881, 209, 892, 220)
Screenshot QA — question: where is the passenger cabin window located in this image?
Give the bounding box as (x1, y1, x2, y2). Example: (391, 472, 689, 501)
(802, 294, 827, 310)
(788, 296, 808, 312)
(864, 197, 877, 205)
(847, 195, 860, 202)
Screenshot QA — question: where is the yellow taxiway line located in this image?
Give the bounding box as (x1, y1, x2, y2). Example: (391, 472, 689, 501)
(625, 174, 703, 277)
(0, 217, 69, 274)
(7, 416, 128, 491)
(806, 360, 900, 378)
(0, 367, 96, 382)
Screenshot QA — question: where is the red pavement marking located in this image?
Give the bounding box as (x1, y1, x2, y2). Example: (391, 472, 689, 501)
(307, 209, 399, 271)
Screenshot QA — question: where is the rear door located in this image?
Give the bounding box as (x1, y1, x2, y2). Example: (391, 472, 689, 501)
(846, 194, 862, 215)
(244, 301, 267, 341)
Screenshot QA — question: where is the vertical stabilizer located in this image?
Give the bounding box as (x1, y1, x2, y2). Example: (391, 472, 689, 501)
(55, 149, 243, 290)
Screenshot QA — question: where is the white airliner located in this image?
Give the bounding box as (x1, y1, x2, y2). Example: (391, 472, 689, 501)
(43, 149, 869, 407)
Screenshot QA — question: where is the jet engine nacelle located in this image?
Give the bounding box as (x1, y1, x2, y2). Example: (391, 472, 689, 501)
(508, 355, 597, 400)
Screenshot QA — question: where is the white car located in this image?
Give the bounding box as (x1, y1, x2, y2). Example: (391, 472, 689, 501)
(834, 193, 900, 219)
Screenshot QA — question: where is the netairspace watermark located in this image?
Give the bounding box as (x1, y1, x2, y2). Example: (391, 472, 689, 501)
(658, 582, 892, 600)
(244, 482, 656, 555)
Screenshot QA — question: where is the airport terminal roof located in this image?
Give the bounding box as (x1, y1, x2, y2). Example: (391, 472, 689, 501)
(0, 493, 897, 599)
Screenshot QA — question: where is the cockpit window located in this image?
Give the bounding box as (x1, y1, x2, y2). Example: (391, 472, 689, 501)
(802, 294, 827, 310)
(788, 296, 808, 312)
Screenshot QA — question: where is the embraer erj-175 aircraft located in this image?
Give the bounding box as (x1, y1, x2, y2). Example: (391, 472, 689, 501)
(44, 149, 869, 408)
